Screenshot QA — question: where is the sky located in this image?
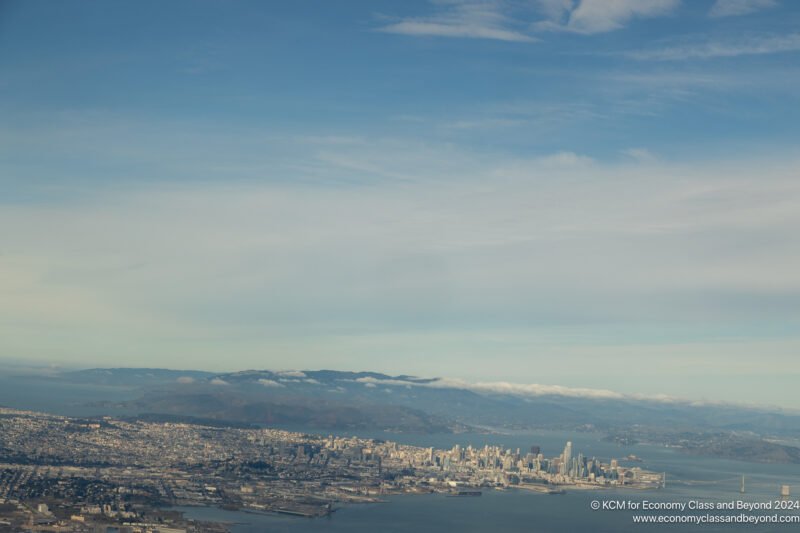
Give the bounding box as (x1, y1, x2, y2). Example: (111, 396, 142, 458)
(1, 0, 799, 407)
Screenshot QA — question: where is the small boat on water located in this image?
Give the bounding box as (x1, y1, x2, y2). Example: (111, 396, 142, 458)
(447, 490, 482, 497)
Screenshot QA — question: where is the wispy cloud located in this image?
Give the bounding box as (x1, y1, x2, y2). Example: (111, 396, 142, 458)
(535, 0, 575, 22)
(629, 33, 800, 60)
(621, 147, 659, 163)
(536, 0, 680, 34)
(709, 0, 778, 18)
(381, 1, 681, 41)
(378, 1, 537, 42)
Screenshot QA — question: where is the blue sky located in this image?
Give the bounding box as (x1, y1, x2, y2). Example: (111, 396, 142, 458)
(1, 0, 799, 406)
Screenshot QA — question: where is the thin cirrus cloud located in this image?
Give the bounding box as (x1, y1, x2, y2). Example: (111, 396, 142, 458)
(378, 1, 537, 42)
(2, 135, 799, 404)
(534, 0, 680, 34)
(3, 144, 798, 338)
(379, 1, 681, 42)
(629, 32, 800, 60)
(709, 0, 778, 18)
(379, 20, 536, 43)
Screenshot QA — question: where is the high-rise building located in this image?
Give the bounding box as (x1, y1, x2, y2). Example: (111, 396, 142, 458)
(562, 441, 572, 473)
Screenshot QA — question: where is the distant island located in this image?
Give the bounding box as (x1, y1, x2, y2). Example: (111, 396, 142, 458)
(606, 428, 800, 465)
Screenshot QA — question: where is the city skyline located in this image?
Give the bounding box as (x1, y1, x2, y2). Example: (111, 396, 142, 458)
(2, 0, 800, 407)
(0, 405, 666, 529)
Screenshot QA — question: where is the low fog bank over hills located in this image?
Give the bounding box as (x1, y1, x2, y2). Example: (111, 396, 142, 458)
(54, 368, 800, 434)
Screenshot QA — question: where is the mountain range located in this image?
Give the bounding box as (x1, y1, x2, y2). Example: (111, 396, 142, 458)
(50, 367, 800, 437)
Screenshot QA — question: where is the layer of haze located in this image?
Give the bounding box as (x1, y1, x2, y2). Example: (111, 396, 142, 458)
(1, 1, 799, 407)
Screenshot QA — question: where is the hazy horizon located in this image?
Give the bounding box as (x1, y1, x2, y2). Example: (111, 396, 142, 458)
(2, 1, 799, 408)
